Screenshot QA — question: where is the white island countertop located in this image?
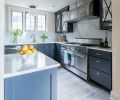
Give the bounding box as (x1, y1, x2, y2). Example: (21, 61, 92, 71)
(4, 52, 60, 79)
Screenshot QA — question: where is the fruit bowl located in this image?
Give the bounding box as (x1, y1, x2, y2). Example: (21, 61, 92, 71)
(18, 45, 37, 55)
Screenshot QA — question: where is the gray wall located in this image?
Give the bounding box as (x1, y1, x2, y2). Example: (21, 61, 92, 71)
(57, 19, 112, 46)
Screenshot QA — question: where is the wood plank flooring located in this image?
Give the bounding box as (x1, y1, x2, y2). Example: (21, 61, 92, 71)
(58, 67, 110, 100)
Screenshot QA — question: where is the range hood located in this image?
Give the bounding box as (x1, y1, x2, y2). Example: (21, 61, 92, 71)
(64, 0, 100, 23)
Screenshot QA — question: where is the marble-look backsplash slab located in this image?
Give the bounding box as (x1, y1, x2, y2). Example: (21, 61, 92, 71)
(59, 19, 112, 47)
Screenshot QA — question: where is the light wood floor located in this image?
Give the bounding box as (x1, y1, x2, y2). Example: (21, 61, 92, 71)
(58, 67, 110, 100)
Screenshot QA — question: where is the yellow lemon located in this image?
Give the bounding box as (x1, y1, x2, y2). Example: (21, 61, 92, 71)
(25, 50, 33, 54)
(19, 50, 24, 55)
(28, 45, 34, 50)
(21, 45, 28, 52)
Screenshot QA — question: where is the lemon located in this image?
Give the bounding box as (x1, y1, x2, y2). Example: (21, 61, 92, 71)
(21, 45, 28, 52)
(25, 50, 33, 54)
(19, 50, 24, 55)
(28, 45, 34, 50)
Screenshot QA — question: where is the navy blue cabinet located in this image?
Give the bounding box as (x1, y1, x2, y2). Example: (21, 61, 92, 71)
(55, 44, 61, 63)
(34, 44, 45, 53)
(88, 49, 112, 91)
(5, 68, 57, 100)
(34, 43, 55, 59)
(5, 46, 18, 54)
(44, 44, 50, 56)
(34, 43, 61, 62)
(49, 44, 55, 59)
(55, 6, 73, 33)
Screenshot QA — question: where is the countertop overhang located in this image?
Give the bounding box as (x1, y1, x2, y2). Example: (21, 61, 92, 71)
(4, 52, 60, 79)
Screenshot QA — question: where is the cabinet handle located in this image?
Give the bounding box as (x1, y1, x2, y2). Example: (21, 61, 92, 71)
(96, 72, 100, 76)
(96, 53, 101, 56)
(96, 60, 100, 63)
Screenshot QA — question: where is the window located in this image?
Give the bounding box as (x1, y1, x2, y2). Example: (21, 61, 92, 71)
(38, 15, 46, 31)
(12, 11, 23, 30)
(25, 13, 35, 31)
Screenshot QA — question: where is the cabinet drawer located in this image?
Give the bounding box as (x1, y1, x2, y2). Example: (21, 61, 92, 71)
(89, 68, 111, 90)
(88, 49, 112, 60)
(89, 56, 112, 74)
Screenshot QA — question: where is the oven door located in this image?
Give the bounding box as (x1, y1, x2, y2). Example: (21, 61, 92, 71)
(74, 53, 87, 74)
(61, 50, 75, 67)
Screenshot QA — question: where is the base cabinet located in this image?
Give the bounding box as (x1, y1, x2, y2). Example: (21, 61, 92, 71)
(55, 44, 61, 63)
(34, 43, 55, 59)
(5, 68, 57, 100)
(88, 49, 112, 91)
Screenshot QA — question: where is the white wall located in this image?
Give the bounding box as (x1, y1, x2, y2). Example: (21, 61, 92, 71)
(0, 0, 5, 100)
(110, 0, 120, 100)
(5, 5, 57, 44)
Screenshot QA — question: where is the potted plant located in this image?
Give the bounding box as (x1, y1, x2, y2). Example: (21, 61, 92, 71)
(10, 29, 24, 43)
(40, 33, 48, 42)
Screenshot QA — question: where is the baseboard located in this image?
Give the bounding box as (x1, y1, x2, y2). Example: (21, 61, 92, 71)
(110, 91, 120, 100)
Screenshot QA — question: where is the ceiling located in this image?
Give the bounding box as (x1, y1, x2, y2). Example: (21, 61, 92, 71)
(5, 0, 76, 12)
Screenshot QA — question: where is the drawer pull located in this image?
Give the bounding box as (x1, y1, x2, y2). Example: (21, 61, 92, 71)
(96, 60, 100, 63)
(96, 72, 100, 76)
(96, 53, 101, 56)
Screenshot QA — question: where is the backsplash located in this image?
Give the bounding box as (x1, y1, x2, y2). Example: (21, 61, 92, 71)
(5, 31, 58, 44)
(58, 19, 112, 47)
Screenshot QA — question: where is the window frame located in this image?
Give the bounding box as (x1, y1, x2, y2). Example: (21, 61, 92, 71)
(11, 11, 23, 30)
(9, 6, 48, 32)
(25, 12, 36, 31)
(37, 14, 46, 32)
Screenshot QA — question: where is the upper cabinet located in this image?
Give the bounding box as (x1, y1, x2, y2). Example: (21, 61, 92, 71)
(100, 0, 112, 30)
(55, 6, 73, 33)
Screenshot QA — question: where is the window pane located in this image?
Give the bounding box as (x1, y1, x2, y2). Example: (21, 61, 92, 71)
(25, 13, 35, 31)
(38, 15, 46, 31)
(12, 11, 23, 30)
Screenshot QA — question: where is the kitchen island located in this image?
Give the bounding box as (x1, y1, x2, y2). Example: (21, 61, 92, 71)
(4, 52, 60, 100)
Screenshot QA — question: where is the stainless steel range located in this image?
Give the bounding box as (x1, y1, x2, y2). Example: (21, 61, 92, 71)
(61, 38, 102, 80)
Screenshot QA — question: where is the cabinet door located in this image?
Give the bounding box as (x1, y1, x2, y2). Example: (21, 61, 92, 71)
(5, 71, 51, 100)
(44, 44, 50, 56)
(5, 69, 57, 100)
(38, 44, 45, 53)
(49, 44, 55, 59)
(55, 13, 62, 33)
(55, 44, 61, 63)
(89, 68, 111, 90)
(62, 11, 68, 32)
(100, 0, 112, 30)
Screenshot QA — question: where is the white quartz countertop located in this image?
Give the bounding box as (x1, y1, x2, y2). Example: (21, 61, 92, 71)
(87, 47, 112, 52)
(4, 52, 60, 79)
(5, 42, 112, 52)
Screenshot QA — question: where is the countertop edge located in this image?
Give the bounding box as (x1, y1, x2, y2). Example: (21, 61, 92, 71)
(5, 42, 65, 46)
(5, 42, 112, 52)
(87, 47, 112, 52)
(4, 63, 60, 79)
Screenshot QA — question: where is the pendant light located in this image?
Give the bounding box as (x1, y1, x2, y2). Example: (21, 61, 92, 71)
(29, 5, 38, 16)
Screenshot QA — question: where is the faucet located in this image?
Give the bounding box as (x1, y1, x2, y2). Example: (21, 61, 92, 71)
(31, 34, 36, 43)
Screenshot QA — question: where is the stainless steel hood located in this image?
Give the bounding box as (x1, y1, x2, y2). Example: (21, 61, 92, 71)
(64, 0, 100, 23)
